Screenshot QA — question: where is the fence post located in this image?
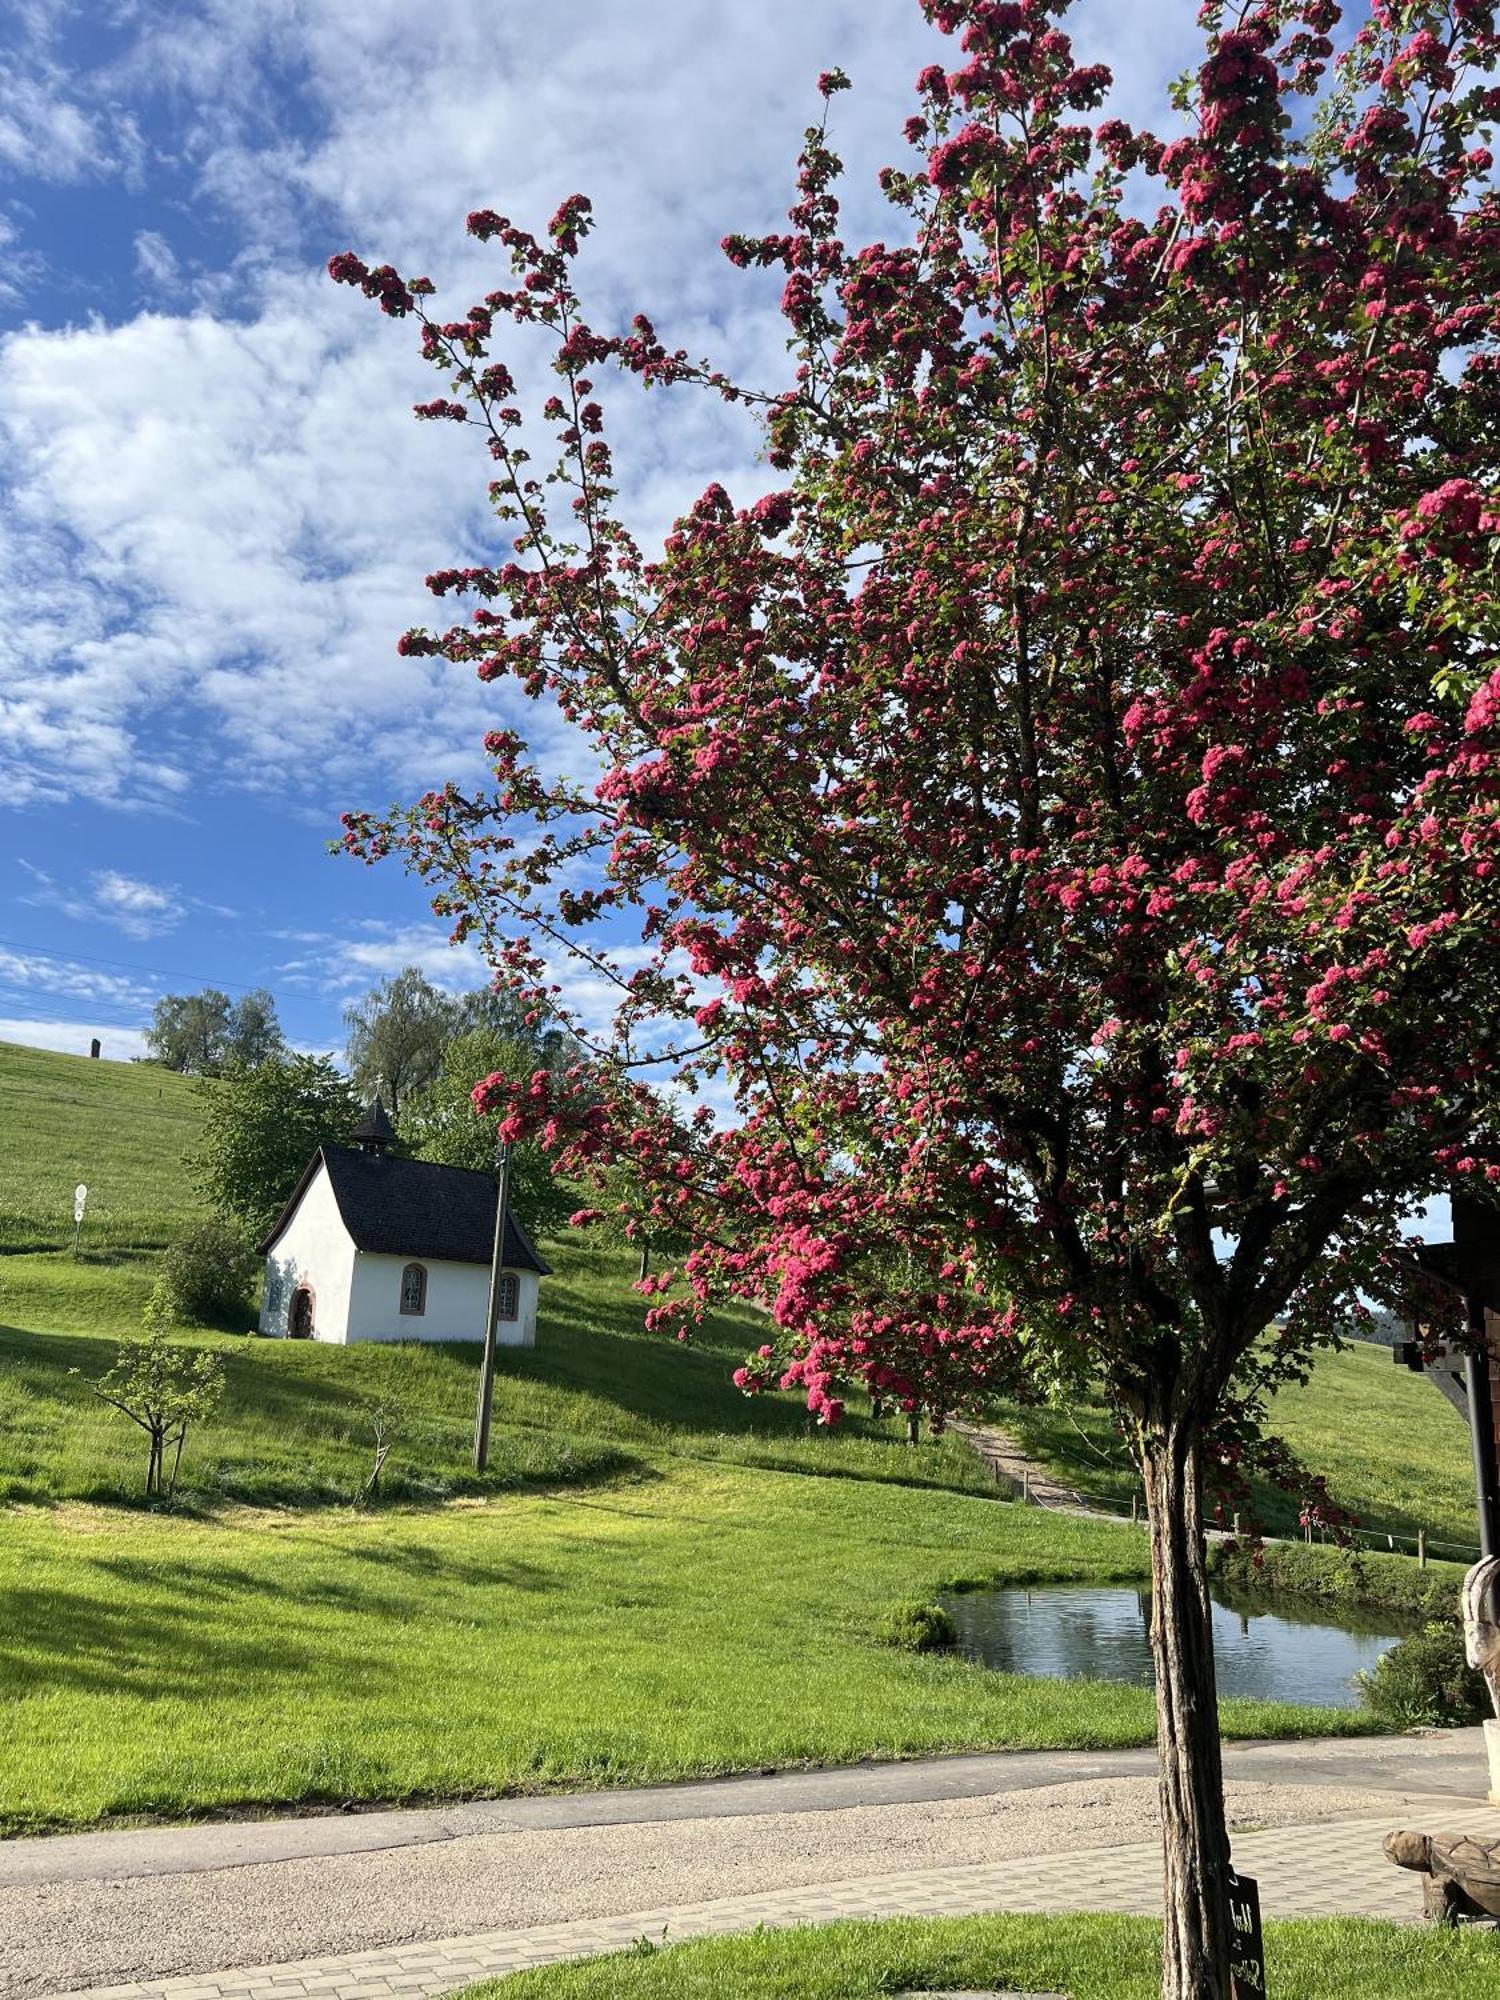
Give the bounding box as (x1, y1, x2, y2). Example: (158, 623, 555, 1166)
(1131, 1491, 1139, 1526)
(1022, 1469, 1031, 1505)
(1418, 1528, 1427, 1570)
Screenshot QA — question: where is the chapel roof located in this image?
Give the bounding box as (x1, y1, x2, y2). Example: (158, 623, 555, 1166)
(257, 1144, 552, 1274)
(351, 1097, 398, 1151)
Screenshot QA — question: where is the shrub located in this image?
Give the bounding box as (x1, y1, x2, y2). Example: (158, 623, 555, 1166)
(876, 1599, 956, 1652)
(1207, 1537, 1467, 1622)
(145, 1222, 258, 1329)
(1356, 1620, 1491, 1730)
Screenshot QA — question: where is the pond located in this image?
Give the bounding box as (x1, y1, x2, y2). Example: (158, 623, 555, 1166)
(940, 1580, 1414, 1709)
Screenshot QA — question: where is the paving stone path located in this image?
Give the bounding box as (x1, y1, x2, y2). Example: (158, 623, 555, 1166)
(48, 1800, 1500, 2000)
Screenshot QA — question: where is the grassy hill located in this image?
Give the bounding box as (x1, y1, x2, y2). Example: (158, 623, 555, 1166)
(0, 1036, 1472, 1832)
(992, 1337, 1479, 1556)
(0, 1039, 205, 1254)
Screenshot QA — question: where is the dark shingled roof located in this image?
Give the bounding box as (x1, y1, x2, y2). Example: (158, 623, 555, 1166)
(258, 1145, 551, 1273)
(351, 1098, 398, 1149)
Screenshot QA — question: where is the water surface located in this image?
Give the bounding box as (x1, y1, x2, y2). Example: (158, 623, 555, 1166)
(941, 1581, 1411, 1709)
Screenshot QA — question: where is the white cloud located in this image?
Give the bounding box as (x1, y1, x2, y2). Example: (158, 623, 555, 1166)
(0, 942, 154, 1012)
(133, 229, 181, 291)
(0, 0, 1201, 826)
(19, 860, 189, 937)
(0, 71, 109, 183)
(91, 868, 186, 936)
(278, 920, 489, 996)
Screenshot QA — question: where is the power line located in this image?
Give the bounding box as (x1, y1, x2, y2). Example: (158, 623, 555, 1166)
(0, 931, 283, 998)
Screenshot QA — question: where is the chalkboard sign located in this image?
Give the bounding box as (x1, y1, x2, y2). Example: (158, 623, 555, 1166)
(1228, 1866, 1265, 1997)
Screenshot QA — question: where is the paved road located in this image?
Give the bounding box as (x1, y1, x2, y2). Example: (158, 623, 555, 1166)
(3, 1732, 1487, 1999)
(45, 1803, 1500, 2000)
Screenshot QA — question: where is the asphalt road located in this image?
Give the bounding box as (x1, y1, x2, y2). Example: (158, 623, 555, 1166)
(3, 1732, 1487, 2000)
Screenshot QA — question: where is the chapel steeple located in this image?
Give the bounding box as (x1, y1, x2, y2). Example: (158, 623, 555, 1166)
(352, 1097, 397, 1156)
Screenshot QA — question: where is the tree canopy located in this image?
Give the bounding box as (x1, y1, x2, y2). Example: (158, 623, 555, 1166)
(402, 1024, 575, 1236)
(145, 988, 284, 1075)
(190, 1052, 362, 1240)
(342, 967, 466, 1114)
(334, 2, 1500, 1991)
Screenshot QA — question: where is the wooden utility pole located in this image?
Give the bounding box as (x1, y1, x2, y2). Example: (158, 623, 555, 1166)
(473, 1140, 513, 1473)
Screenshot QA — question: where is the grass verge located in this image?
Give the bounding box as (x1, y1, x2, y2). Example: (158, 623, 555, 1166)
(458, 1912, 1500, 1998)
(0, 1460, 1375, 1836)
(1208, 1538, 1470, 1620)
(989, 1336, 1478, 1552)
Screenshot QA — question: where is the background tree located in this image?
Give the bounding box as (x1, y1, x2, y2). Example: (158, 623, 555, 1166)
(225, 990, 285, 1070)
(335, 3, 1500, 1993)
(146, 989, 232, 1074)
(343, 968, 459, 1115)
(191, 1053, 361, 1240)
(453, 981, 574, 1059)
(403, 1025, 575, 1236)
(145, 988, 285, 1075)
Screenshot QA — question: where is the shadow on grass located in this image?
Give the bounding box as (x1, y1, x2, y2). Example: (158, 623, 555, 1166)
(1, 1523, 575, 1702)
(0, 1574, 387, 1700)
(0, 1254, 986, 1516)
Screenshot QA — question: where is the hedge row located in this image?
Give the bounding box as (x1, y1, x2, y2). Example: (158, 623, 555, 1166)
(1208, 1538, 1469, 1621)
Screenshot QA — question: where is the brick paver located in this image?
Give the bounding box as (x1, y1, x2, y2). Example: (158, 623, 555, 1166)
(49, 1802, 1500, 2000)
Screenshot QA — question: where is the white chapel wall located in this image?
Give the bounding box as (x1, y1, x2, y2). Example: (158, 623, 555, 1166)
(346, 1253, 539, 1346)
(347, 1252, 488, 1343)
(259, 1164, 355, 1340)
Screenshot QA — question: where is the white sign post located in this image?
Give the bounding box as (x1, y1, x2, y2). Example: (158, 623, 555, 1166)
(72, 1183, 87, 1258)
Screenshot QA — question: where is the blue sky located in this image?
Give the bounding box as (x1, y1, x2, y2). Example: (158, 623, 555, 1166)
(0, 0, 1203, 1063)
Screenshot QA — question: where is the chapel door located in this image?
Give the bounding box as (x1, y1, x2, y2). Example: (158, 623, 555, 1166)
(289, 1286, 314, 1338)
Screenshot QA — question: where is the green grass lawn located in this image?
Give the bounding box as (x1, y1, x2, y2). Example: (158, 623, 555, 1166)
(0, 1041, 205, 1255)
(0, 1239, 996, 1509)
(1, 1457, 1375, 1836)
(463, 1913, 1500, 1999)
(990, 1337, 1478, 1555)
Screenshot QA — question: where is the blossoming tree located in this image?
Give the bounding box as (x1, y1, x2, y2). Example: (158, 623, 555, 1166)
(333, 1, 1500, 1990)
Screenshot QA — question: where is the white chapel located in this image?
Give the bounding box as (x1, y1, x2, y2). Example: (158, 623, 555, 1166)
(257, 1101, 550, 1345)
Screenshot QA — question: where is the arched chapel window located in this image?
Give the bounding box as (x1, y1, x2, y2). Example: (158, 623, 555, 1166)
(400, 1262, 427, 1315)
(497, 1271, 520, 1322)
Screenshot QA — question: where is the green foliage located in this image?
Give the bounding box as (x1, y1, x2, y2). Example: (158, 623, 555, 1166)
(343, 967, 461, 1115)
(145, 988, 284, 1075)
(88, 1329, 226, 1499)
(405, 1026, 575, 1235)
(450, 1912, 1500, 2000)
(875, 1599, 956, 1652)
(190, 1052, 361, 1239)
(144, 1222, 258, 1330)
(1207, 1538, 1469, 1622)
(1355, 1620, 1491, 1730)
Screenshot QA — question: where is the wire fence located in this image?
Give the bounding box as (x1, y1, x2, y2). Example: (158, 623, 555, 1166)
(962, 1432, 1482, 1569)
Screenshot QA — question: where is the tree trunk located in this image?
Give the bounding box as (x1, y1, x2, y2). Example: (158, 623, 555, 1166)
(638, 1239, 651, 1283)
(1142, 1423, 1233, 2000)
